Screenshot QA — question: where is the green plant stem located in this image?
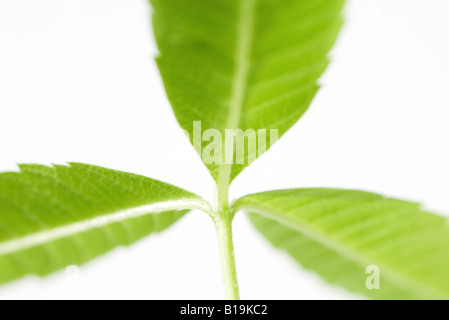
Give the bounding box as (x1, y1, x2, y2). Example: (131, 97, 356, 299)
(214, 202, 239, 300)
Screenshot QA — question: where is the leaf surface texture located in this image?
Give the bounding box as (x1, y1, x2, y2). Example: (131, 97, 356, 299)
(152, 0, 345, 186)
(0, 163, 204, 284)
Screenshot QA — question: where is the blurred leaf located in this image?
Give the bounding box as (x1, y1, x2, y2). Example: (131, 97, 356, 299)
(235, 188, 449, 299)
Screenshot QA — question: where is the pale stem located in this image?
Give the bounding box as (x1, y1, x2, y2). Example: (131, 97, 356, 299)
(214, 211, 240, 300)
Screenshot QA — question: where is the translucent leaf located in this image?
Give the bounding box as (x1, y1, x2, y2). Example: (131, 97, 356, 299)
(151, 0, 345, 188)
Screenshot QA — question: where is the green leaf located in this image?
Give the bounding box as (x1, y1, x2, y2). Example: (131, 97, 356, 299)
(0, 163, 207, 285)
(234, 189, 449, 299)
(151, 0, 345, 189)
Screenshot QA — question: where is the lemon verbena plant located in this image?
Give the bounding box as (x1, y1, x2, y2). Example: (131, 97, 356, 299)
(1, 0, 449, 300)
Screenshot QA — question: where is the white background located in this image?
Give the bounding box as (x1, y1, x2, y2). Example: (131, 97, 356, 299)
(0, 0, 448, 300)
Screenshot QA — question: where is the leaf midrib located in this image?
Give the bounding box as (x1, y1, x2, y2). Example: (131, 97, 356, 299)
(0, 199, 207, 257)
(217, 0, 257, 198)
